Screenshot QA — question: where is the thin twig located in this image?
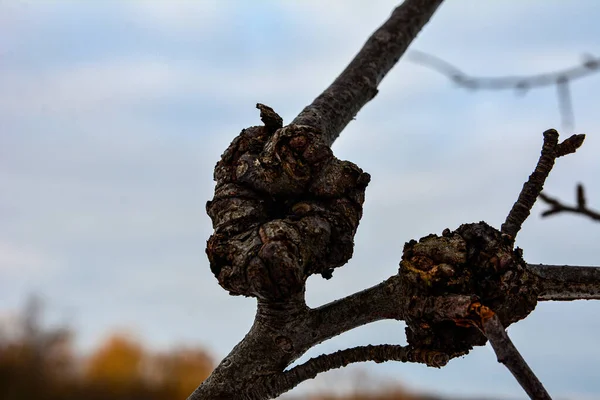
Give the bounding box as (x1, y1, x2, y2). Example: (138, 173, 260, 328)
(409, 50, 600, 90)
(527, 263, 600, 300)
(539, 184, 600, 222)
(261, 345, 448, 399)
(293, 0, 444, 146)
(501, 130, 585, 242)
(478, 310, 552, 400)
(408, 51, 600, 131)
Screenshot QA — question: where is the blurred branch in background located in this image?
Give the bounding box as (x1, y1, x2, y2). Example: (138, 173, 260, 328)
(0, 296, 214, 400)
(540, 184, 600, 222)
(408, 51, 599, 224)
(408, 50, 600, 132)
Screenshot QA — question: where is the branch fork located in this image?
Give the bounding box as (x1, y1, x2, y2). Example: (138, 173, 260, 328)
(194, 0, 598, 397)
(540, 184, 600, 221)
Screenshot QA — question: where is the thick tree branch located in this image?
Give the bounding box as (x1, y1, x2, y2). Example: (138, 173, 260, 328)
(539, 184, 600, 222)
(196, 1, 599, 398)
(292, 0, 444, 146)
(196, 3, 449, 396)
(302, 278, 479, 352)
(303, 275, 406, 343)
(477, 309, 552, 400)
(259, 345, 447, 399)
(501, 129, 585, 242)
(527, 263, 600, 301)
(188, 274, 477, 399)
(187, 275, 409, 400)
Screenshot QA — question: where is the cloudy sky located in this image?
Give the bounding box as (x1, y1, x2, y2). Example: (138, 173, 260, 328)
(1, 1, 600, 398)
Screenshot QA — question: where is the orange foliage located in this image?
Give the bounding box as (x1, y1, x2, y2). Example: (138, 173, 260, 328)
(0, 299, 216, 400)
(305, 389, 438, 400)
(85, 333, 144, 384)
(150, 348, 213, 398)
(0, 298, 445, 400)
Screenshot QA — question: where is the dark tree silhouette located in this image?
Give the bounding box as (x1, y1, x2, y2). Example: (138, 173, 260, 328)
(193, 1, 600, 399)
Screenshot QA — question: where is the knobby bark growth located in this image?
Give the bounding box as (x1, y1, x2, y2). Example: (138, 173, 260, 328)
(193, 1, 599, 399)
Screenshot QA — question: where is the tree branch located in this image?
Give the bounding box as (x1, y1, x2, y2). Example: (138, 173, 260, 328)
(409, 50, 600, 90)
(408, 50, 600, 131)
(187, 274, 410, 400)
(187, 274, 477, 399)
(539, 184, 600, 222)
(302, 278, 482, 353)
(501, 130, 585, 242)
(292, 0, 444, 146)
(303, 275, 406, 343)
(260, 345, 448, 399)
(196, 3, 449, 396)
(527, 263, 600, 301)
(477, 309, 552, 400)
(195, 1, 599, 398)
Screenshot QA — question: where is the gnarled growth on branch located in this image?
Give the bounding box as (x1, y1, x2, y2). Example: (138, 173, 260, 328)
(400, 222, 538, 357)
(206, 104, 370, 301)
(192, 1, 598, 399)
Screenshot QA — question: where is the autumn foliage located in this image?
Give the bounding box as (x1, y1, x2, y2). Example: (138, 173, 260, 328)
(0, 298, 438, 400)
(0, 298, 213, 400)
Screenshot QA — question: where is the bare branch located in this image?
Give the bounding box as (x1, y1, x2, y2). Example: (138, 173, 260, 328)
(196, 2, 598, 398)
(304, 281, 480, 351)
(408, 51, 600, 131)
(477, 309, 552, 400)
(555, 134, 586, 157)
(293, 0, 444, 146)
(409, 50, 600, 91)
(539, 184, 600, 222)
(304, 275, 406, 343)
(260, 345, 448, 399)
(501, 130, 585, 242)
(527, 263, 600, 301)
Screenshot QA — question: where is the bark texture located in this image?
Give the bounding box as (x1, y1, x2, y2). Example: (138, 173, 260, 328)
(293, 0, 444, 146)
(206, 105, 370, 301)
(400, 222, 538, 356)
(197, 3, 446, 395)
(501, 129, 585, 241)
(481, 313, 552, 400)
(193, 1, 599, 398)
(529, 264, 600, 300)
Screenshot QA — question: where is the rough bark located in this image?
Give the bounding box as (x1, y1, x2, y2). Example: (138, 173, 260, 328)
(194, 1, 599, 399)
(195, 2, 447, 398)
(501, 129, 585, 242)
(293, 0, 444, 146)
(528, 264, 600, 300)
(479, 311, 552, 400)
(399, 222, 538, 357)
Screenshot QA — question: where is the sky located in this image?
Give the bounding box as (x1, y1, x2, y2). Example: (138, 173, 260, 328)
(1, 0, 600, 399)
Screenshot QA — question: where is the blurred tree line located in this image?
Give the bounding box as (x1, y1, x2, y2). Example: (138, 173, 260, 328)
(0, 297, 213, 400)
(0, 297, 440, 400)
